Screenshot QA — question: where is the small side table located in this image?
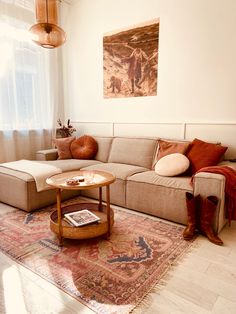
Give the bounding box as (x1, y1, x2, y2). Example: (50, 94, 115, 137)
(46, 170, 116, 246)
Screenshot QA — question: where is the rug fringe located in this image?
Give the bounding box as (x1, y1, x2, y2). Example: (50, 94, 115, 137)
(129, 236, 201, 314)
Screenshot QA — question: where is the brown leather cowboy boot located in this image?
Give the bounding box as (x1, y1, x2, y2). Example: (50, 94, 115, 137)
(183, 192, 200, 240)
(200, 196, 223, 245)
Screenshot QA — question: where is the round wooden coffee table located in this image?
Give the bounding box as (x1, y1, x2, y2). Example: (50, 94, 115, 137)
(46, 170, 116, 246)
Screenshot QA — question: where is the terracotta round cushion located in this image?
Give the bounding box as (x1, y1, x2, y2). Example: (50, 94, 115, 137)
(70, 135, 98, 159)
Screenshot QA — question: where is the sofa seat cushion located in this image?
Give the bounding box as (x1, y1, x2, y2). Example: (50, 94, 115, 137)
(127, 170, 192, 191)
(39, 159, 101, 172)
(0, 166, 34, 182)
(126, 171, 193, 225)
(80, 163, 148, 207)
(81, 162, 148, 180)
(0, 166, 80, 212)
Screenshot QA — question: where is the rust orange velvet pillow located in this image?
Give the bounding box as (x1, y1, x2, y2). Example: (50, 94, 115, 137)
(152, 139, 190, 168)
(52, 136, 76, 159)
(186, 138, 228, 175)
(71, 135, 98, 159)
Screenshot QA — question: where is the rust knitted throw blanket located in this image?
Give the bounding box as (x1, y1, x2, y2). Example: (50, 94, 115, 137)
(194, 166, 236, 224)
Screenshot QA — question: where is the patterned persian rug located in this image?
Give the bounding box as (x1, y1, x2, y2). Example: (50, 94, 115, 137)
(0, 197, 195, 314)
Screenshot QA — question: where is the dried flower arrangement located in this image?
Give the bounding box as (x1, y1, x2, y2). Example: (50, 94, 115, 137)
(56, 119, 76, 138)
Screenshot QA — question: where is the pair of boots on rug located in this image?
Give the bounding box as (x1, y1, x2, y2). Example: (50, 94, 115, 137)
(183, 192, 223, 245)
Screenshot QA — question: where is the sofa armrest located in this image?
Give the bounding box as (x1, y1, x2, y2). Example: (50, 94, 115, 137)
(36, 149, 58, 161)
(193, 172, 226, 234)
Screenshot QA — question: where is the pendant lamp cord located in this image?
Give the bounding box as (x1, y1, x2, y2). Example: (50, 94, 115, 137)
(46, 0, 49, 24)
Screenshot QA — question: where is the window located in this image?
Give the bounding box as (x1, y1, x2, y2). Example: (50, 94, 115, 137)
(0, 1, 54, 130)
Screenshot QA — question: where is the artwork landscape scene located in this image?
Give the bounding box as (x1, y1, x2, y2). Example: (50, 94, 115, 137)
(103, 19, 159, 98)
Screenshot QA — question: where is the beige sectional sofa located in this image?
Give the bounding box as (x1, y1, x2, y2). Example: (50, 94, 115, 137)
(0, 136, 231, 234)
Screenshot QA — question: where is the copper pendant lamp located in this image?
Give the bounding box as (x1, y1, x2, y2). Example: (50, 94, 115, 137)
(29, 0, 66, 49)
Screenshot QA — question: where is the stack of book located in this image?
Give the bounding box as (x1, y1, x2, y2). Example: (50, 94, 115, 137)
(64, 209, 100, 227)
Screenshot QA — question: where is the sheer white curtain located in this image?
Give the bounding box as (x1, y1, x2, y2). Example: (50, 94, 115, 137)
(0, 0, 63, 162)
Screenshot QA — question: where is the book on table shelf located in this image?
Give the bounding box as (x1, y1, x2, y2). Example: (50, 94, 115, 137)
(64, 209, 101, 227)
(63, 216, 76, 226)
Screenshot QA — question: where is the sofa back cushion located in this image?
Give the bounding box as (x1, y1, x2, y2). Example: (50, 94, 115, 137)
(108, 137, 157, 169)
(94, 136, 113, 162)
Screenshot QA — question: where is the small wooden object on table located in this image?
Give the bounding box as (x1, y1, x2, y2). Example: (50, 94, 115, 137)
(46, 170, 116, 246)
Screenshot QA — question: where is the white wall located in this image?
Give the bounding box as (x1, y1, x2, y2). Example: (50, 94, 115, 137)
(60, 0, 236, 156)
(62, 0, 236, 124)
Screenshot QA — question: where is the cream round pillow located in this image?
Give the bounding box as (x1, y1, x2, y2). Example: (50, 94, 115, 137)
(154, 153, 190, 176)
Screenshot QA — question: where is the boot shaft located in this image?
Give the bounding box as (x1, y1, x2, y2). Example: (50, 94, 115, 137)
(199, 195, 223, 245)
(183, 192, 200, 240)
(185, 192, 200, 223)
(200, 196, 218, 226)
(186, 192, 200, 214)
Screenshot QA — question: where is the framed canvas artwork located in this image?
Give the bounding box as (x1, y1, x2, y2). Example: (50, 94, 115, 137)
(103, 18, 159, 99)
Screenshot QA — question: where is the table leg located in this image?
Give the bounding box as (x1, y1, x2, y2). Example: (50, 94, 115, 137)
(99, 187, 102, 211)
(56, 188, 63, 246)
(106, 185, 111, 238)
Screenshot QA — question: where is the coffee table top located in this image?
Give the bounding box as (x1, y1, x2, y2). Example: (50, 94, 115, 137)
(46, 170, 116, 190)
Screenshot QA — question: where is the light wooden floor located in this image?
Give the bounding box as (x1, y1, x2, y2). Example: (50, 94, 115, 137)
(0, 201, 236, 314)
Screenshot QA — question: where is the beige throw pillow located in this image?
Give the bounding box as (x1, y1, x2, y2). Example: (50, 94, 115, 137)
(155, 153, 190, 177)
(52, 136, 76, 159)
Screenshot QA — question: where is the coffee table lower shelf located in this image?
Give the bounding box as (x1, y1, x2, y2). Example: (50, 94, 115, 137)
(50, 203, 114, 240)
